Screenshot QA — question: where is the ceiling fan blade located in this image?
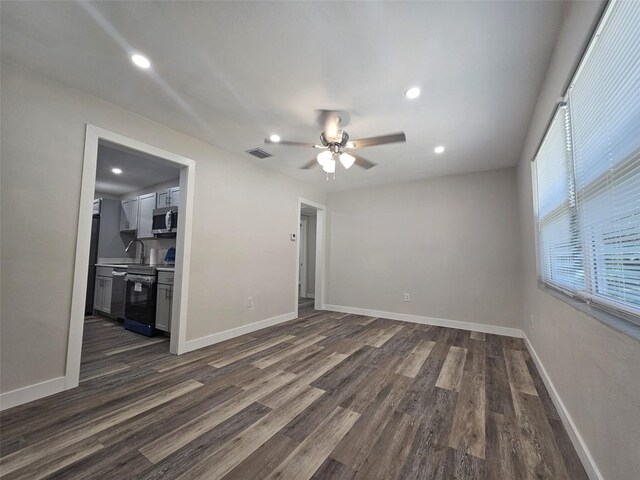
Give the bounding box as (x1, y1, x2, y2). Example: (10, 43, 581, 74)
(264, 138, 319, 148)
(352, 154, 377, 169)
(299, 158, 319, 169)
(348, 132, 406, 148)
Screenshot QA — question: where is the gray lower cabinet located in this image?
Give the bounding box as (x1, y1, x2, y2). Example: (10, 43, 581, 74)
(155, 271, 174, 332)
(94, 267, 126, 317)
(93, 275, 113, 314)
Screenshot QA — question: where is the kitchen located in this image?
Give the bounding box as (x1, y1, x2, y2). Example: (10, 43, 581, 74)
(85, 142, 181, 351)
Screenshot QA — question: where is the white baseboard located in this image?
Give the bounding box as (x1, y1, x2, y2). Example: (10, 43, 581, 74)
(324, 304, 522, 338)
(0, 376, 66, 411)
(523, 333, 603, 480)
(183, 312, 297, 353)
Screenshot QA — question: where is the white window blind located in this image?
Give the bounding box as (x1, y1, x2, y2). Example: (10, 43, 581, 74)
(569, 0, 640, 317)
(534, 0, 640, 322)
(535, 107, 584, 293)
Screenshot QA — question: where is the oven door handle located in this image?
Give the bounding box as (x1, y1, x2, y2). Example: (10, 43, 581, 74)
(125, 274, 156, 285)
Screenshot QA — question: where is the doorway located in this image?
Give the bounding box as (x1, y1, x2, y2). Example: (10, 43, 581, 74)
(296, 198, 326, 318)
(66, 125, 195, 390)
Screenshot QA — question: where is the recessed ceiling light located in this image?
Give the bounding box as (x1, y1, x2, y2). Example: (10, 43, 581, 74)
(405, 87, 421, 99)
(269, 134, 281, 143)
(112, 168, 123, 174)
(131, 54, 151, 69)
(434, 145, 445, 154)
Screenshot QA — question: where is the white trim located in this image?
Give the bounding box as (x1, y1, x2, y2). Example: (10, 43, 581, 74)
(523, 333, 603, 480)
(66, 124, 196, 392)
(296, 198, 327, 317)
(171, 159, 196, 354)
(324, 304, 522, 338)
(299, 216, 308, 300)
(0, 377, 66, 411)
(182, 312, 296, 353)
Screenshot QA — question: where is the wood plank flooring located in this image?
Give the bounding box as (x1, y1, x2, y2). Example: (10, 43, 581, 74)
(0, 307, 588, 479)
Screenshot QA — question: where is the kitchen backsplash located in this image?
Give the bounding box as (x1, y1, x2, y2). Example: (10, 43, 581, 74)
(135, 237, 176, 264)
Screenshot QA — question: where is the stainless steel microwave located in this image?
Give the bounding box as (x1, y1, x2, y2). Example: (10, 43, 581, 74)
(152, 206, 178, 236)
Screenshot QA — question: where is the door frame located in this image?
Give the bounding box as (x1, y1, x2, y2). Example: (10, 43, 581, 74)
(66, 124, 196, 389)
(299, 216, 308, 298)
(295, 197, 326, 317)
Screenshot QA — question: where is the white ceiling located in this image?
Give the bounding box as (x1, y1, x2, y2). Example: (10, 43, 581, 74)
(95, 142, 179, 195)
(1, 1, 566, 192)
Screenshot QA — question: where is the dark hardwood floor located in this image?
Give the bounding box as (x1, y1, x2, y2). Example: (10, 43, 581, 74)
(0, 307, 587, 479)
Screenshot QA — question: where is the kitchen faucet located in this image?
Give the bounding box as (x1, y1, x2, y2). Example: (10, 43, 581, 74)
(125, 239, 146, 265)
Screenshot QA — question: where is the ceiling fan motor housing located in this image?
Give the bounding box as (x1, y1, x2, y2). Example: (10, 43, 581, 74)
(320, 131, 349, 150)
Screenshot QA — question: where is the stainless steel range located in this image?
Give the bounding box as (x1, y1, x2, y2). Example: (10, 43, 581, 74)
(122, 264, 158, 336)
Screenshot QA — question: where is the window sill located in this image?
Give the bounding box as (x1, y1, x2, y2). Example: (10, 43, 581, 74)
(537, 284, 640, 342)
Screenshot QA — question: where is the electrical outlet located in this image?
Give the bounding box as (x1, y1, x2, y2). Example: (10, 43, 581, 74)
(404, 293, 411, 302)
(247, 297, 253, 308)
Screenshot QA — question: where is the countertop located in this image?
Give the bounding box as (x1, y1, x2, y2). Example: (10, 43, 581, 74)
(96, 263, 175, 271)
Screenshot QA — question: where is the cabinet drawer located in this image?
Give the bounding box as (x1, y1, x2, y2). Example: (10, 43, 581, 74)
(157, 271, 174, 285)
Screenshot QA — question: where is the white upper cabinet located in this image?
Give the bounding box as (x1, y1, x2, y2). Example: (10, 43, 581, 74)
(119, 198, 138, 232)
(157, 187, 180, 208)
(137, 193, 156, 239)
(119, 186, 177, 236)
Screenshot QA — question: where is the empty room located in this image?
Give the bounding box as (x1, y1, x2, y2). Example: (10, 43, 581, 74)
(1, 1, 638, 479)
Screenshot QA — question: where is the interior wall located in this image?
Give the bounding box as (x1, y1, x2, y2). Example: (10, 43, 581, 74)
(516, 1, 640, 479)
(326, 167, 522, 330)
(0, 62, 324, 394)
(96, 198, 135, 260)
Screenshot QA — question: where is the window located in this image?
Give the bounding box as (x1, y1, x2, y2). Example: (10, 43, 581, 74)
(534, 0, 640, 323)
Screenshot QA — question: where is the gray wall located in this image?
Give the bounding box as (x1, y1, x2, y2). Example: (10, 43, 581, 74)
(0, 62, 324, 393)
(326, 168, 522, 330)
(516, 1, 640, 479)
(96, 198, 135, 260)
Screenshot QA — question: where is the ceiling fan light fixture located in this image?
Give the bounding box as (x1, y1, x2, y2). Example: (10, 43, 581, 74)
(339, 152, 356, 169)
(317, 150, 333, 167)
(269, 134, 281, 143)
(434, 145, 445, 154)
(322, 158, 336, 174)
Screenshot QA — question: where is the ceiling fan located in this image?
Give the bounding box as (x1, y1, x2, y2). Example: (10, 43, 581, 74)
(264, 110, 406, 179)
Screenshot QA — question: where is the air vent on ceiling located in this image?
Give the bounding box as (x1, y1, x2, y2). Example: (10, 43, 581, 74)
(245, 148, 272, 159)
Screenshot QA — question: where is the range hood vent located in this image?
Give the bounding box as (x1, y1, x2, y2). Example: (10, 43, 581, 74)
(245, 148, 272, 159)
